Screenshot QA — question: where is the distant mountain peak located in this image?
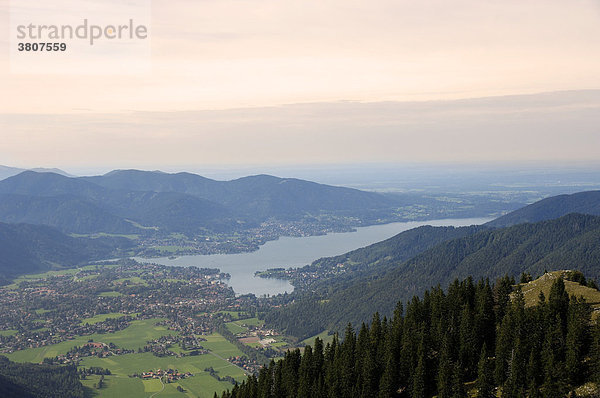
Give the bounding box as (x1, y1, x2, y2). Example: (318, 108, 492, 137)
(0, 165, 73, 181)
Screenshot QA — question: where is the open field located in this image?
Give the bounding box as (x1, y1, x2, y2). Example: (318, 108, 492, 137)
(236, 318, 263, 327)
(200, 333, 244, 358)
(5, 318, 173, 363)
(225, 317, 264, 336)
(81, 374, 144, 398)
(225, 322, 247, 335)
(98, 291, 124, 297)
(112, 276, 148, 286)
(78, 333, 246, 398)
(6, 323, 246, 398)
(301, 330, 334, 347)
(82, 372, 241, 398)
(80, 351, 245, 379)
(80, 313, 129, 325)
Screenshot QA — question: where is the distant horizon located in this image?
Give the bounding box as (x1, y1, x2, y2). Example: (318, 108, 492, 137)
(3, 160, 600, 197)
(5, 157, 600, 177)
(2, 90, 600, 170)
(3, 0, 600, 172)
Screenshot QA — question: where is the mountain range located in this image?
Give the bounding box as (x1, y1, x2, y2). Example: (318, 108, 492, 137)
(0, 165, 72, 181)
(0, 170, 398, 234)
(2, 169, 600, 336)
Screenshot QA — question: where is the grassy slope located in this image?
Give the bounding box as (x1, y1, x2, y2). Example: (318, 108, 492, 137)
(518, 270, 600, 319)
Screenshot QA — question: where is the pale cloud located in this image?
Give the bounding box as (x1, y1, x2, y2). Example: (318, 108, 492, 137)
(1, 91, 599, 168)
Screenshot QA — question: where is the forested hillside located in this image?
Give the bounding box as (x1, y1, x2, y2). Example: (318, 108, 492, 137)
(0, 222, 133, 278)
(295, 224, 486, 288)
(226, 275, 600, 397)
(84, 170, 399, 219)
(488, 190, 600, 227)
(0, 356, 85, 398)
(0, 171, 401, 234)
(266, 214, 600, 338)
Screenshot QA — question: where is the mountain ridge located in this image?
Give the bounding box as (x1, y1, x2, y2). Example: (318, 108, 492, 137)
(0, 170, 402, 234)
(487, 190, 600, 227)
(266, 213, 600, 338)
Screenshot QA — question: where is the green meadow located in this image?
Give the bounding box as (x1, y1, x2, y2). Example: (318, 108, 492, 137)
(112, 276, 148, 286)
(98, 291, 124, 297)
(225, 317, 264, 335)
(6, 318, 173, 363)
(301, 330, 334, 347)
(225, 322, 247, 335)
(78, 333, 246, 398)
(5, 318, 246, 398)
(80, 313, 130, 325)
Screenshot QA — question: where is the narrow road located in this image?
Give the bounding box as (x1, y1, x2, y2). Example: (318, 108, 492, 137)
(148, 377, 165, 398)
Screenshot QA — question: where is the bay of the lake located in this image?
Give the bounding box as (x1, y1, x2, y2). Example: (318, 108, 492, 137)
(139, 217, 491, 296)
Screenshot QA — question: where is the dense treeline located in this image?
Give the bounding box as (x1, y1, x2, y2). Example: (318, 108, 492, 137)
(225, 276, 600, 397)
(265, 214, 600, 339)
(0, 356, 85, 398)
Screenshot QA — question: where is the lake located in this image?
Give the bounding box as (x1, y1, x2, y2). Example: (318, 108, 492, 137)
(139, 217, 491, 296)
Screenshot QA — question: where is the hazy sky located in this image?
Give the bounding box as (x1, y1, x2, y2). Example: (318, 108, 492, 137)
(1, 0, 599, 170)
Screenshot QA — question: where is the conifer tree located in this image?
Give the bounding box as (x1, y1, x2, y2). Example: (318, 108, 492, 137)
(458, 304, 477, 379)
(412, 330, 427, 398)
(525, 349, 541, 393)
(590, 318, 600, 384)
(297, 345, 313, 398)
(502, 338, 526, 398)
(450, 364, 467, 398)
(474, 279, 496, 352)
(541, 321, 568, 398)
(340, 324, 356, 398)
(437, 333, 453, 398)
(494, 275, 514, 323)
(495, 314, 513, 385)
(476, 344, 494, 398)
(565, 295, 591, 386)
(547, 277, 570, 336)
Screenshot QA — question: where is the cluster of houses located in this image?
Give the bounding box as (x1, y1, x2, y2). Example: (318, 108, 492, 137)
(228, 356, 261, 374)
(136, 368, 193, 382)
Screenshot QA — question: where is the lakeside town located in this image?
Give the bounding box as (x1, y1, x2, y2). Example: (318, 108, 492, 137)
(0, 260, 293, 378)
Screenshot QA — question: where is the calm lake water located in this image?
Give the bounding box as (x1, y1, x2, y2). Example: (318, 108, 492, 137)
(140, 217, 491, 296)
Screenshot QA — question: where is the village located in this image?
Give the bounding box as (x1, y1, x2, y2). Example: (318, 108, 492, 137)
(135, 368, 193, 382)
(0, 259, 296, 386)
